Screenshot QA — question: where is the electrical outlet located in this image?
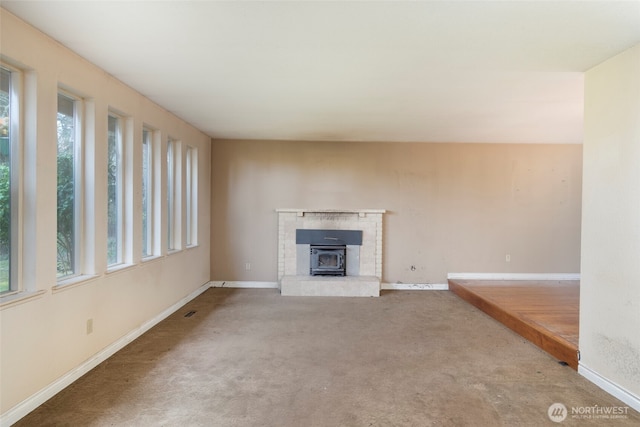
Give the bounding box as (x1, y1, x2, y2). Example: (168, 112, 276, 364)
(245, 262, 251, 271)
(506, 254, 511, 262)
(86, 318, 93, 335)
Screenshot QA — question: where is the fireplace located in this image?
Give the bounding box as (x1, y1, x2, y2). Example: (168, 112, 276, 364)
(310, 245, 346, 276)
(277, 209, 385, 297)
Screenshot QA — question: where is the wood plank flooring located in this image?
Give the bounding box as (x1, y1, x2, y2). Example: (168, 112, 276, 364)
(448, 279, 579, 369)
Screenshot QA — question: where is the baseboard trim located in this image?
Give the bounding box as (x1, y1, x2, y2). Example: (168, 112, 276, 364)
(0, 282, 211, 427)
(578, 363, 640, 413)
(211, 281, 449, 291)
(210, 281, 279, 289)
(382, 283, 449, 290)
(447, 273, 580, 281)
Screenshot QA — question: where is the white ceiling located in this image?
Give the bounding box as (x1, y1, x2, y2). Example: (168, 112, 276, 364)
(3, 1, 640, 143)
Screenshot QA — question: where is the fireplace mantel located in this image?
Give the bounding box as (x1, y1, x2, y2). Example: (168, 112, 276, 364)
(276, 208, 386, 296)
(276, 208, 386, 216)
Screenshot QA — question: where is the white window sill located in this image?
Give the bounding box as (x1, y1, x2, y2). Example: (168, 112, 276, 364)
(141, 255, 163, 264)
(167, 249, 182, 256)
(0, 289, 47, 310)
(106, 263, 136, 275)
(53, 274, 100, 293)
(186, 244, 199, 250)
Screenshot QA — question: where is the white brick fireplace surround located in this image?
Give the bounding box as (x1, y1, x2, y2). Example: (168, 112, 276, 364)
(277, 209, 385, 297)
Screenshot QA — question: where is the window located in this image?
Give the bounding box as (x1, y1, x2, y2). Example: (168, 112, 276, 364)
(185, 146, 198, 247)
(0, 66, 19, 293)
(107, 114, 123, 266)
(142, 128, 153, 258)
(57, 92, 81, 278)
(166, 139, 177, 251)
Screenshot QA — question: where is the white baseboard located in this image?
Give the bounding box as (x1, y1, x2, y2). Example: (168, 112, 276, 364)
(578, 363, 640, 413)
(382, 283, 449, 290)
(210, 281, 279, 289)
(211, 281, 449, 291)
(0, 282, 211, 427)
(447, 273, 580, 281)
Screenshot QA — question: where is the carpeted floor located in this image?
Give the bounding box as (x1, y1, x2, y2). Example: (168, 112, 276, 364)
(15, 288, 640, 426)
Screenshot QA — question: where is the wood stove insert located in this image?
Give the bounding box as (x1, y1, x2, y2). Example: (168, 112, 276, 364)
(310, 245, 346, 276)
(296, 229, 363, 277)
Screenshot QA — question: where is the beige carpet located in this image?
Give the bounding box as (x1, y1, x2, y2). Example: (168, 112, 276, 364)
(16, 288, 639, 426)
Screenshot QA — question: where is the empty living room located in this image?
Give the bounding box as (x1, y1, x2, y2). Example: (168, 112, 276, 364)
(1, 1, 639, 426)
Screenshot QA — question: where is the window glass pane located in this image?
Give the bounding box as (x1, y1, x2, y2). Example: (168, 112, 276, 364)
(107, 115, 122, 266)
(186, 146, 197, 247)
(142, 129, 152, 257)
(167, 140, 174, 251)
(0, 68, 12, 292)
(186, 147, 192, 246)
(57, 93, 77, 278)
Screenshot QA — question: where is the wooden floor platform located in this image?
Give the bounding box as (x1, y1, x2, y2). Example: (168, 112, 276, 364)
(448, 279, 579, 369)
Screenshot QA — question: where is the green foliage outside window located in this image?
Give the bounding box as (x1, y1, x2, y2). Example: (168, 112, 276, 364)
(107, 116, 120, 266)
(1, 71, 11, 292)
(57, 96, 76, 277)
(56, 149, 75, 277)
(0, 162, 9, 292)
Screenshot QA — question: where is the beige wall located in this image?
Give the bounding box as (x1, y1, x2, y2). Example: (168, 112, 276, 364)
(581, 44, 640, 400)
(0, 10, 210, 417)
(211, 139, 582, 283)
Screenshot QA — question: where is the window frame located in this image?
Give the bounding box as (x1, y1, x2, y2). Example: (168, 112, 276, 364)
(56, 90, 84, 281)
(107, 112, 124, 267)
(0, 64, 22, 295)
(166, 138, 181, 252)
(185, 145, 198, 248)
(141, 127, 155, 259)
